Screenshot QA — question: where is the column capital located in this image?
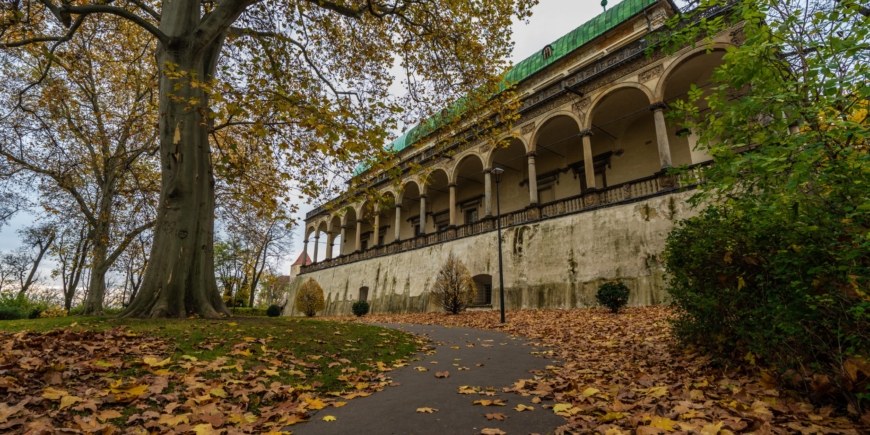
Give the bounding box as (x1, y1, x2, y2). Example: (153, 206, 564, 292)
(419, 193, 428, 199)
(447, 183, 457, 188)
(579, 128, 594, 137)
(649, 102, 668, 112)
(483, 168, 492, 174)
(526, 151, 538, 158)
(313, 234, 320, 240)
(303, 239, 309, 244)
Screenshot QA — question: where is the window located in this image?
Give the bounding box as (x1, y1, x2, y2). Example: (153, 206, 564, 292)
(359, 287, 369, 301)
(361, 240, 368, 251)
(484, 284, 493, 305)
(378, 234, 385, 246)
(465, 209, 479, 224)
(542, 45, 553, 60)
(414, 224, 421, 236)
(538, 186, 555, 204)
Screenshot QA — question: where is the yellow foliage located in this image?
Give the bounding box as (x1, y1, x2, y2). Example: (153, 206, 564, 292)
(39, 306, 67, 318)
(295, 278, 325, 317)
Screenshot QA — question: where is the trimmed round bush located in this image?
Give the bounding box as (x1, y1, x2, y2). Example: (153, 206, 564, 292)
(596, 281, 630, 313)
(295, 278, 325, 317)
(352, 300, 370, 317)
(266, 304, 282, 317)
(0, 305, 28, 321)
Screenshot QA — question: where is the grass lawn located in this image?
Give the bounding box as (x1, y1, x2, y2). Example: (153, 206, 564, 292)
(0, 315, 420, 433)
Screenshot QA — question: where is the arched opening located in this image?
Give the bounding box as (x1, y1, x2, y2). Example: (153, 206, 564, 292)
(359, 286, 369, 301)
(533, 115, 584, 203)
(453, 155, 486, 225)
(589, 87, 658, 185)
(398, 181, 423, 239)
(662, 49, 727, 165)
(378, 192, 397, 245)
(327, 214, 342, 259)
(490, 138, 529, 214)
(472, 274, 493, 305)
(424, 169, 450, 233)
(314, 221, 328, 262)
(340, 207, 357, 256)
(358, 200, 377, 251)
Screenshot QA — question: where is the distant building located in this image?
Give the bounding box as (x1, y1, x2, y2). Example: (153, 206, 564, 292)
(288, 0, 743, 316)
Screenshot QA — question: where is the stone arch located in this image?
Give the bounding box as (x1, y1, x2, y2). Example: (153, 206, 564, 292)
(487, 136, 529, 170)
(423, 168, 450, 233)
(530, 110, 583, 152)
(584, 82, 655, 130)
(450, 152, 486, 184)
(654, 44, 733, 102)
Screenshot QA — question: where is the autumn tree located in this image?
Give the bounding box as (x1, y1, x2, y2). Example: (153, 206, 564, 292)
(0, 14, 160, 314)
(49, 217, 91, 311)
(0, 0, 533, 318)
(430, 252, 475, 314)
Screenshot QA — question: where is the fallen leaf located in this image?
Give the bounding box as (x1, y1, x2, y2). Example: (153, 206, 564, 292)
(486, 413, 508, 421)
(322, 415, 336, 422)
(435, 371, 449, 378)
(514, 404, 534, 412)
(480, 429, 506, 435)
(416, 407, 438, 413)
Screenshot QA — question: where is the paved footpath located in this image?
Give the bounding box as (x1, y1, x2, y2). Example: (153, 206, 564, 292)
(292, 323, 565, 435)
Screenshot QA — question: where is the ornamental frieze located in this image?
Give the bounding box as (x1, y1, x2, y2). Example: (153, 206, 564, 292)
(521, 122, 536, 135)
(638, 64, 663, 82)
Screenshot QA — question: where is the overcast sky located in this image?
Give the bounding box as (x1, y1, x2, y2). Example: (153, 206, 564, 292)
(1, 0, 684, 282)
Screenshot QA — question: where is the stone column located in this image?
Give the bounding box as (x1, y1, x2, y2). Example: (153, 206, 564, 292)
(448, 184, 456, 226)
(303, 239, 309, 261)
(339, 226, 347, 256)
(373, 209, 381, 247)
(527, 152, 538, 205)
(394, 205, 402, 242)
(484, 170, 492, 217)
(325, 233, 333, 259)
(580, 129, 596, 190)
(651, 102, 673, 170)
(419, 194, 427, 235)
(355, 220, 362, 252)
(312, 234, 319, 264)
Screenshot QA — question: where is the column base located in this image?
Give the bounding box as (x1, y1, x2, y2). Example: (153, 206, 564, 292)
(525, 204, 541, 220)
(656, 168, 677, 189)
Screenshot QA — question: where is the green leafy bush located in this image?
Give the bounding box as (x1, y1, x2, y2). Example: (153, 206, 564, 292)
(0, 293, 51, 318)
(596, 281, 630, 313)
(266, 304, 282, 317)
(232, 307, 267, 317)
(0, 305, 28, 320)
(352, 300, 370, 317)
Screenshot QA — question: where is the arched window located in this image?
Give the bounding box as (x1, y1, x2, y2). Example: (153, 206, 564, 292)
(542, 45, 553, 60)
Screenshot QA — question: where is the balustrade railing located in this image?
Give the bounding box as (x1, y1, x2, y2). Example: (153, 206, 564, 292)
(300, 164, 711, 274)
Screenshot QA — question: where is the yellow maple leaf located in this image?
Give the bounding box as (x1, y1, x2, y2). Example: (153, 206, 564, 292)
(192, 423, 217, 435)
(59, 395, 81, 410)
(332, 401, 347, 408)
(157, 413, 190, 427)
(41, 387, 68, 400)
(552, 403, 572, 413)
(416, 407, 438, 413)
(322, 415, 336, 421)
(142, 357, 171, 368)
(210, 388, 227, 398)
(582, 387, 600, 397)
(96, 410, 123, 422)
(514, 404, 534, 412)
(650, 416, 677, 431)
(700, 421, 723, 435)
(305, 398, 327, 410)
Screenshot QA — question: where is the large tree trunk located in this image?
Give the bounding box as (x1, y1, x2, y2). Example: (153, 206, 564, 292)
(83, 186, 113, 314)
(121, 8, 229, 318)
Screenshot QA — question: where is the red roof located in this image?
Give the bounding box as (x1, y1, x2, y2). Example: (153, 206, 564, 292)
(291, 252, 312, 266)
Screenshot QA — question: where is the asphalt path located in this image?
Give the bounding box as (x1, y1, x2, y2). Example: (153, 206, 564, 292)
(291, 323, 564, 435)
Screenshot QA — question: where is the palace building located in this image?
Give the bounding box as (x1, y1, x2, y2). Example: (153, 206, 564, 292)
(284, 0, 742, 316)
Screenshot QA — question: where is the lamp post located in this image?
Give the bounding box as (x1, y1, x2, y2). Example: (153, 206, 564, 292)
(491, 166, 506, 323)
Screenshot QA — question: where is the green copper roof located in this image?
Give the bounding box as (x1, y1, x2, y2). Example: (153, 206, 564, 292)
(354, 0, 658, 177)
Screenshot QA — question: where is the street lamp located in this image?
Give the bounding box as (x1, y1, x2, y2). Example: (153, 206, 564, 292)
(491, 166, 506, 323)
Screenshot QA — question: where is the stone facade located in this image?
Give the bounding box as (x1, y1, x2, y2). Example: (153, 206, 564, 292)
(285, 189, 696, 316)
(289, 1, 741, 315)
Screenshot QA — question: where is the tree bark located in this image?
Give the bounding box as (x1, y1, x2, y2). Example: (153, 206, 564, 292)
(121, 5, 230, 317)
(17, 232, 55, 298)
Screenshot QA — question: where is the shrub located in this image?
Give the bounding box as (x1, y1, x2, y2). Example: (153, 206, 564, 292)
(0, 293, 51, 318)
(39, 306, 67, 318)
(596, 281, 630, 313)
(430, 253, 475, 314)
(295, 278, 325, 317)
(0, 305, 28, 320)
(266, 304, 282, 317)
(352, 300, 370, 317)
(664, 205, 870, 410)
(232, 307, 267, 317)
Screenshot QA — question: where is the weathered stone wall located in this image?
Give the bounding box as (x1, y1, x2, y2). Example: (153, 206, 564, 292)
(284, 190, 697, 316)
